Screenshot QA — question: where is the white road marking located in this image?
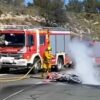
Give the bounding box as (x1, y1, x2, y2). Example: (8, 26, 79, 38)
(2, 89, 24, 100)
(2, 80, 50, 100)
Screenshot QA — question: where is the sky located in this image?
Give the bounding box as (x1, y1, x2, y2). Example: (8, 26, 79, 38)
(64, 0, 69, 5)
(64, 0, 84, 4)
(24, 0, 83, 6)
(24, 0, 33, 6)
(24, 0, 69, 5)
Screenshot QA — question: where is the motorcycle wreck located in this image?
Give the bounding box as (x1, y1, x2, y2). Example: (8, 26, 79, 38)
(46, 72, 82, 84)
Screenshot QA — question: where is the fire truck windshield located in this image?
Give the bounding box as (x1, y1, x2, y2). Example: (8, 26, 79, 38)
(0, 33, 25, 47)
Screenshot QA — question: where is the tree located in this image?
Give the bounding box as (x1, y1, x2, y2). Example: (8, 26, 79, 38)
(34, 0, 67, 26)
(34, 0, 49, 8)
(1, 0, 24, 7)
(27, 2, 34, 7)
(83, 0, 98, 13)
(66, 0, 83, 12)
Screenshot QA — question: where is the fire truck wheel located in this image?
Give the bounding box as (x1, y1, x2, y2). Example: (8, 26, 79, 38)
(32, 58, 41, 74)
(56, 58, 63, 71)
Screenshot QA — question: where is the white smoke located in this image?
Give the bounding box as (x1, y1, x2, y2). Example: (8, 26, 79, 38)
(69, 39, 100, 85)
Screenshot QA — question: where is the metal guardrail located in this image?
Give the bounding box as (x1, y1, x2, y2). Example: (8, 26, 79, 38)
(0, 25, 34, 30)
(0, 25, 37, 30)
(0, 25, 69, 31)
(0, 25, 45, 30)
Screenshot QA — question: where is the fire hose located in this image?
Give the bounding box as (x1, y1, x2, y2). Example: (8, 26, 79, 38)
(0, 60, 40, 82)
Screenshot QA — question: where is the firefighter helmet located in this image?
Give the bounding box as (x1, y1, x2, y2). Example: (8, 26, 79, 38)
(47, 46, 52, 51)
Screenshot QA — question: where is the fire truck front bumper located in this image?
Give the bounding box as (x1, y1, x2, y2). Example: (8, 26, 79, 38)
(0, 57, 28, 68)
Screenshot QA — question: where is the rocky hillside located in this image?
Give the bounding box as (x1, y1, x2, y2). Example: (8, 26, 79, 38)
(0, 2, 45, 25)
(65, 12, 100, 40)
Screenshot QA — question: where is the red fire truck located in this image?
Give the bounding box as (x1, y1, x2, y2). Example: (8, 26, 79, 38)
(0, 25, 72, 73)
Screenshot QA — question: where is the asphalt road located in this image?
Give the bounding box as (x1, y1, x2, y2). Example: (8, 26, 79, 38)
(0, 69, 44, 100)
(2, 82, 100, 100)
(1, 69, 100, 100)
(0, 75, 44, 100)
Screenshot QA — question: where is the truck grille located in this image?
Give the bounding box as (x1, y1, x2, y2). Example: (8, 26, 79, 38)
(0, 53, 22, 59)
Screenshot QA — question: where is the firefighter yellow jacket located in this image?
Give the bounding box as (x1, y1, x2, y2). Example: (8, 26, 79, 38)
(43, 50, 54, 63)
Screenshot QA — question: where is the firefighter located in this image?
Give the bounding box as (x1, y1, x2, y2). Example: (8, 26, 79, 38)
(41, 46, 54, 78)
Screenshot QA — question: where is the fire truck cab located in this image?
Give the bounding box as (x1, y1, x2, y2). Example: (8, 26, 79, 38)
(0, 25, 72, 73)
